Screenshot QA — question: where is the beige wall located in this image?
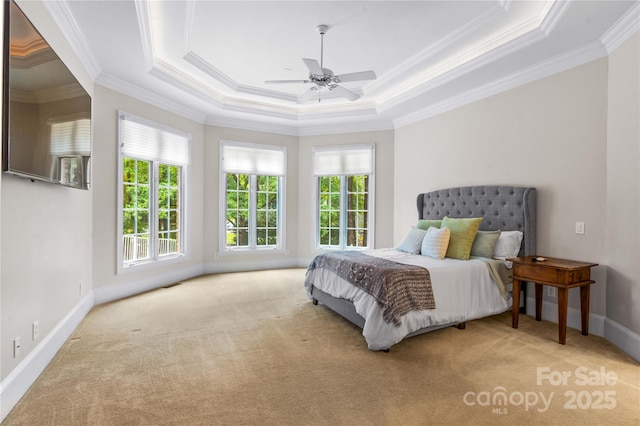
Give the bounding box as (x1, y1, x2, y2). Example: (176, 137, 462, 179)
(91, 85, 205, 296)
(297, 130, 395, 263)
(1, 0, 94, 379)
(606, 32, 640, 335)
(394, 58, 609, 316)
(202, 126, 299, 273)
(1, 0, 637, 397)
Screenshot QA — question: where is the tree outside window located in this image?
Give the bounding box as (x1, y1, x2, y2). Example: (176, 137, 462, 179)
(220, 141, 286, 253)
(118, 112, 189, 270)
(314, 144, 374, 250)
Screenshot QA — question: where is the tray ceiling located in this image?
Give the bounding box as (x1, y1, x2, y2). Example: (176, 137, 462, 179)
(43, 0, 639, 135)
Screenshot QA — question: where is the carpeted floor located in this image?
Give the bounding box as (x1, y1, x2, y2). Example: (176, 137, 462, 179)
(3, 268, 639, 425)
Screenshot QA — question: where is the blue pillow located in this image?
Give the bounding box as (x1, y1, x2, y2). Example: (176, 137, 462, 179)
(397, 227, 427, 254)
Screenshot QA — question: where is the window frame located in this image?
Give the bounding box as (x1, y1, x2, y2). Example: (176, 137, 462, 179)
(312, 144, 375, 251)
(117, 112, 190, 273)
(219, 140, 287, 255)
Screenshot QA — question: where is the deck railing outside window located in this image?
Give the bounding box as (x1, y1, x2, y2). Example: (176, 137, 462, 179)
(123, 235, 178, 262)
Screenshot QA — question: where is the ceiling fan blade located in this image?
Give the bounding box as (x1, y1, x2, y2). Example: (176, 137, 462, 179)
(264, 79, 310, 84)
(333, 70, 377, 83)
(302, 58, 323, 76)
(330, 84, 360, 101)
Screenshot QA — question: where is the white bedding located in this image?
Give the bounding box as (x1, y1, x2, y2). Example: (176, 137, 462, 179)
(305, 248, 512, 350)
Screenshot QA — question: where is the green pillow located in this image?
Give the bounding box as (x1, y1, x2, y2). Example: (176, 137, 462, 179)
(441, 216, 483, 260)
(470, 230, 501, 258)
(416, 219, 442, 231)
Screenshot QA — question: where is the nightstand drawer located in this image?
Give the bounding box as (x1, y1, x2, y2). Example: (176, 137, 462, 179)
(513, 263, 592, 285)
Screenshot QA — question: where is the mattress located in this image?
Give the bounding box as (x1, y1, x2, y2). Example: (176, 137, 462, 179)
(304, 248, 512, 350)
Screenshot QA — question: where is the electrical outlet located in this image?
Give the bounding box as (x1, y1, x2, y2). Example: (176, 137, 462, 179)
(13, 337, 21, 358)
(547, 287, 556, 298)
(33, 321, 39, 340)
(575, 221, 585, 234)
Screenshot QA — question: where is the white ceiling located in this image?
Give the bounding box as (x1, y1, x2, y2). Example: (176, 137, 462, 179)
(43, 0, 639, 135)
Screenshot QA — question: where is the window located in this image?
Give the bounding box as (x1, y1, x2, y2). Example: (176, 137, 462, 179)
(313, 145, 374, 249)
(117, 112, 190, 270)
(220, 141, 286, 253)
(49, 115, 91, 188)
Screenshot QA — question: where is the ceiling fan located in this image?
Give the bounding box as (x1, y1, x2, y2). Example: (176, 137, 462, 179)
(265, 25, 377, 102)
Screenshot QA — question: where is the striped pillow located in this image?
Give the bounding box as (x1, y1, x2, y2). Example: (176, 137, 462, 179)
(421, 226, 451, 259)
(397, 227, 428, 254)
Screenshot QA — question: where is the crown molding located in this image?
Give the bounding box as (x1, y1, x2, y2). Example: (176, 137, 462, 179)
(134, 0, 155, 70)
(204, 115, 299, 136)
(95, 72, 207, 124)
(601, 1, 640, 54)
(43, 0, 100, 80)
(394, 40, 608, 129)
(203, 113, 393, 137)
(182, 51, 241, 93)
(296, 119, 395, 137)
(367, 2, 506, 95)
(378, 23, 547, 114)
(539, 0, 572, 36)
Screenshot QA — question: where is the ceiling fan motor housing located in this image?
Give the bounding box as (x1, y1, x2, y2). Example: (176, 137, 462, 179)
(265, 23, 375, 101)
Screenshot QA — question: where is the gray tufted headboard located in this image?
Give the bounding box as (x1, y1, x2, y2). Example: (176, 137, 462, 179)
(416, 186, 536, 257)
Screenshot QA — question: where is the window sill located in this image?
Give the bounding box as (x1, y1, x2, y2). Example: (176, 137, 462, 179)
(218, 247, 287, 257)
(118, 253, 188, 275)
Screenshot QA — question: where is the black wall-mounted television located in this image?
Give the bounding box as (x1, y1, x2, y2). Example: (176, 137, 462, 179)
(2, 0, 91, 189)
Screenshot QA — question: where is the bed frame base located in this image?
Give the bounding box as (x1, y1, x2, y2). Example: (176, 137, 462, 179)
(311, 286, 466, 351)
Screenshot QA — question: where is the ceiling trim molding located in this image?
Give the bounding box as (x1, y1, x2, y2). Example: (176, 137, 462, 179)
(134, 0, 155, 71)
(601, 2, 640, 54)
(377, 24, 547, 114)
(366, 2, 507, 94)
(539, 0, 572, 35)
(149, 59, 226, 107)
(95, 73, 206, 124)
(393, 39, 608, 129)
(203, 116, 299, 136)
(203, 114, 394, 137)
(43, 0, 100, 79)
(297, 120, 395, 137)
(182, 51, 241, 93)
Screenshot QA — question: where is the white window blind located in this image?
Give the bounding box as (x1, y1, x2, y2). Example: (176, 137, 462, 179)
(119, 113, 190, 165)
(221, 141, 285, 176)
(313, 145, 374, 176)
(49, 118, 91, 156)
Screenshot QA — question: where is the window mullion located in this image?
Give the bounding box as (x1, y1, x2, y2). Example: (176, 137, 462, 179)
(340, 175, 347, 249)
(150, 162, 159, 260)
(250, 174, 257, 249)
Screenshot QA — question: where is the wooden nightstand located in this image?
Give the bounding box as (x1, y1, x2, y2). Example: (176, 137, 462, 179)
(509, 256, 598, 345)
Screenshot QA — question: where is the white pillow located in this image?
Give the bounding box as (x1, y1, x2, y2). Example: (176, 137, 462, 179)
(493, 230, 524, 260)
(421, 226, 451, 260)
(397, 227, 428, 254)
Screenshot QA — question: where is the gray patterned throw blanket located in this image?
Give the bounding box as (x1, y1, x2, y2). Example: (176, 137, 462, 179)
(307, 251, 435, 326)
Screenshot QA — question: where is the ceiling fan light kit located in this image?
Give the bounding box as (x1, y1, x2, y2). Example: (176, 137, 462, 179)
(265, 24, 376, 103)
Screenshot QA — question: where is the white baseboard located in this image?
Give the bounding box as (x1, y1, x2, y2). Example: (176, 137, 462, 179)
(604, 317, 640, 363)
(525, 296, 640, 363)
(525, 296, 606, 337)
(0, 293, 94, 422)
(93, 264, 203, 305)
(3, 274, 637, 424)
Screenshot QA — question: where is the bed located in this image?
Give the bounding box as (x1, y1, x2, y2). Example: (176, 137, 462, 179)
(304, 185, 537, 351)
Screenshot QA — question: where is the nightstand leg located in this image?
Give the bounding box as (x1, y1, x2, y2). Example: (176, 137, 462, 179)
(557, 287, 568, 345)
(512, 279, 520, 328)
(580, 285, 590, 336)
(535, 284, 543, 321)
